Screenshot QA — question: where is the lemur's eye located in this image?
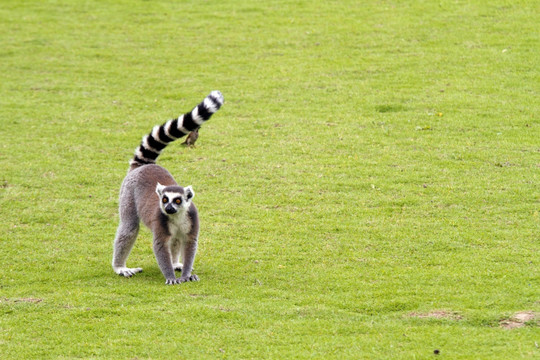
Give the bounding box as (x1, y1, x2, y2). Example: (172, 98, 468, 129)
(162, 197, 168, 204)
(175, 198, 182, 205)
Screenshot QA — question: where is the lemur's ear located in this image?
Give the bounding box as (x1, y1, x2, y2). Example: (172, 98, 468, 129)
(155, 182, 165, 196)
(185, 185, 195, 200)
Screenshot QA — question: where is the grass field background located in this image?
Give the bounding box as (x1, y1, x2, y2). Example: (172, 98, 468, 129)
(1, 0, 538, 358)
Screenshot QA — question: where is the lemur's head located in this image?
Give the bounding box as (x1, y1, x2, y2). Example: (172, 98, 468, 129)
(155, 183, 194, 215)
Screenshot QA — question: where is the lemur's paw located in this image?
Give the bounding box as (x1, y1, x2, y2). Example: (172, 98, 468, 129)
(179, 274, 199, 283)
(165, 277, 182, 285)
(115, 267, 143, 277)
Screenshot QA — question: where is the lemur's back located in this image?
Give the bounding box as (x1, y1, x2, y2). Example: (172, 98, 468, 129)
(120, 164, 176, 228)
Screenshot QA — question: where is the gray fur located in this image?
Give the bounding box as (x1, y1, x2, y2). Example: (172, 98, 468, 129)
(112, 91, 223, 285)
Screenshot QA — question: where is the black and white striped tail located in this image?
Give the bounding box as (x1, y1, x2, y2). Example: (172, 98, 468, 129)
(130, 91, 224, 168)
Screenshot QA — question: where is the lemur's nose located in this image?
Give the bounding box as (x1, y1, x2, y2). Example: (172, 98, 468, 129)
(165, 205, 177, 214)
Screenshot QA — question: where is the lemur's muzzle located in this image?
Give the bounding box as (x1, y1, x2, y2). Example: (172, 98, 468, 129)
(165, 204, 177, 214)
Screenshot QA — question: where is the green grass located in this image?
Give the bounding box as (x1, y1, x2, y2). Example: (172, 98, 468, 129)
(1, 0, 539, 358)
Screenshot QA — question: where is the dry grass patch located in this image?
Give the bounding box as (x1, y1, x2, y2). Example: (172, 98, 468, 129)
(500, 311, 537, 330)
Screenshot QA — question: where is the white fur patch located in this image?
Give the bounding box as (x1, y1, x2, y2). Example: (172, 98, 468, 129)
(151, 125, 168, 144)
(168, 214, 192, 238)
(162, 191, 184, 199)
(113, 266, 143, 277)
(203, 97, 218, 113)
(191, 106, 204, 126)
(184, 185, 194, 200)
(155, 182, 166, 196)
(176, 115, 190, 135)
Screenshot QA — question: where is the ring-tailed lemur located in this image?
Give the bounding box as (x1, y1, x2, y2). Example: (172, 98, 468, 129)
(112, 91, 224, 285)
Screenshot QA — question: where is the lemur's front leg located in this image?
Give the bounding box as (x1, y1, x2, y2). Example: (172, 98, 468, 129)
(179, 238, 199, 282)
(153, 236, 181, 285)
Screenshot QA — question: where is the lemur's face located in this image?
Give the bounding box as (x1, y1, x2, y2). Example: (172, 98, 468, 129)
(155, 183, 194, 215)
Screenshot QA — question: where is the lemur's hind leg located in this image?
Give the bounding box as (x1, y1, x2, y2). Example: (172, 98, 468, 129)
(112, 218, 143, 277)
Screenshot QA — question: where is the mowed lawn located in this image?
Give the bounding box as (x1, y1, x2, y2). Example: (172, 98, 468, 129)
(0, 0, 538, 358)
